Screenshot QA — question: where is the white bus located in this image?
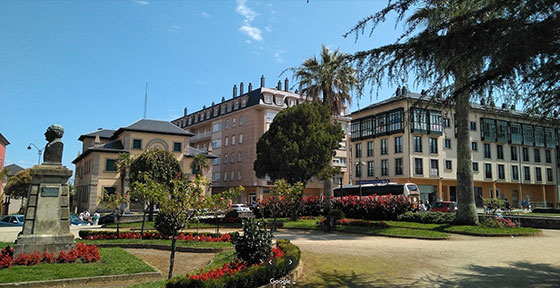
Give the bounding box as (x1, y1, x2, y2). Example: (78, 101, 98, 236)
(333, 182, 419, 201)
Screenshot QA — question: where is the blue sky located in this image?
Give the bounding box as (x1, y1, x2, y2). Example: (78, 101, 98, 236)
(1, 0, 410, 171)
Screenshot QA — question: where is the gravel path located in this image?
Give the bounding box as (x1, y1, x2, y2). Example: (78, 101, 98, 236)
(273, 229, 560, 287)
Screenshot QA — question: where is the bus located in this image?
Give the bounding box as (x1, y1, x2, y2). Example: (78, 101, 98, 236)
(333, 182, 420, 202)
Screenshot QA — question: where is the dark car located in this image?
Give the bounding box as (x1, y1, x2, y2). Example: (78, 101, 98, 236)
(431, 201, 457, 213)
(0, 215, 24, 227)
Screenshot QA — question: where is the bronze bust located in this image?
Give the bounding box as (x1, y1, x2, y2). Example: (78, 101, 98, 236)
(43, 124, 64, 164)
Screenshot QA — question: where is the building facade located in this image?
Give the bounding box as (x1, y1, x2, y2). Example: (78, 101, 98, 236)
(72, 119, 214, 212)
(1, 164, 24, 216)
(0, 133, 10, 215)
(172, 76, 351, 203)
(350, 91, 560, 208)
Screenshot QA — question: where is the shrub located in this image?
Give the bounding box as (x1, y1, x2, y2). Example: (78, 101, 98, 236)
(231, 219, 272, 265)
(78, 230, 233, 242)
(155, 209, 185, 238)
(483, 198, 505, 215)
(331, 194, 413, 220)
(336, 218, 389, 228)
(397, 211, 456, 224)
(481, 216, 520, 228)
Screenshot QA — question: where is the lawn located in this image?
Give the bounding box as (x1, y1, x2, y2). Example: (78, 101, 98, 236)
(78, 238, 233, 249)
(442, 225, 542, 236)
(519, 212, 560, 217)
(104, 221, 242, 230)
(0, 247, 155, 284)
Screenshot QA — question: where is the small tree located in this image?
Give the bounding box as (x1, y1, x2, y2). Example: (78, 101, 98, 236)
(272, 180, 303, 225)
(231, 219, 272, 265)
(100, 191, 129, 237)
(483, 198, 504, 215)
(130, 174, 167, 239)
(155, 175, 205, 279)
(191, 154, 209, 176)
(203, 186, 243, 236)
(4, 169, 31, 212)
(115, 153, 132, 198)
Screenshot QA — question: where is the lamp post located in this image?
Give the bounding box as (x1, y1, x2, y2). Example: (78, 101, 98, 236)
(27, 143, 43, 165)
(355, 160, 366, 197)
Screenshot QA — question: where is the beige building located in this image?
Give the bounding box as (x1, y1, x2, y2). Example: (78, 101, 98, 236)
(172, 76, 351, 203)
(72, 119, 215, 212)
(350, 90, 560, 208)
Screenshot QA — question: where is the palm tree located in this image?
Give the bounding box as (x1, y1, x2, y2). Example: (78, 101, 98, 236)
(290, 44, 357, 212)
(115, 153, 132, 198)
(191, 154, 209, 177)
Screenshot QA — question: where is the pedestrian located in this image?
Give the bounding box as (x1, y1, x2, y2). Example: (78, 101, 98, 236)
(504, 198, 511, 213)
(93, 212, 100, 225)
(426, 200, 432, 211)
(420, 201, 427, 212)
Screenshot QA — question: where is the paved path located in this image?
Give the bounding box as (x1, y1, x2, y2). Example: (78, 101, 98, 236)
(273, 229, 560, 287)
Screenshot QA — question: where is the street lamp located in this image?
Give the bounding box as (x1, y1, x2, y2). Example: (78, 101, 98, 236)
(27, 143, 43, 165)
(355, 160, 366, 196)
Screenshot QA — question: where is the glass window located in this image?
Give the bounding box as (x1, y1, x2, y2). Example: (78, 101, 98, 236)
(430, 160, 439, 176)
(381, 160, 388, 176)
(482, 118, 496, 140)
(511, 146, 518, 161)
(266, 111, 277, 123)
(355, 143, 362, 158)
(445, 160, 452, 170)
(510, 123, 523, 144)
(485, 164, 492, 178)
(536, 167, 542, 181)
(415, 158, 423, 175)
(224, 137, 229, 147)
(105, 159, 117, 172)
(534, 149, 541, 162)
(512, 165, 519, 180)
(362, 118, 373, 137)
(523, 125, 534, 145)
(388, 110, 403, 132)
(484, 143, 491, 158)
(546, 150, 552, 163)
(356, 163, 362, 178)
(429, 111, 442, 133)
(133, 139, 142, 149)
(497, 145, 503, 160)
(470, 121, 477, 131)
(238, 152, 242, 162)
(225, 120, 229, 129)
(443, 118, 450, 128)
(234, 101, 239, 110)
(524, 166, 531, 181)
(496, 120, 508, 143)
(231, 153, 235, 162)
(376, 115, 387, 134)
(224, 171, 227, 181)
(412, 109, 427, 131)
(212, 157, 220, 165)
(367, 161, 374, 177)
(232, 117, 237, 128)
(545, 127, 555, 148)
(429, 138, 438, 154)
(535, 126, 545, 147)
(395, 158, 403, 175)
(381, 139, 388, 155)
(414, 136, 422, 152)
(212, 122, 222, 132)
(523, 147, 529, 161)
(547, 168, 553, 182)
(444, 138, 451, 149)
(472, 142, 478, 151)
(395, 136, 402, 153)
(367, 141, 374, 157)
(239, 134, 243, 144)
(221, 105, 225, 114)
(473, 162, 479, 172)
(238, 171, 242, 180)
(173, 142, 182, 152)
(224, 154, 228, 164)
(231, 171, 234, 181)
(239, 116, 244, 126)
(498, 164, 505, 179)
(351, 121, 361, 139)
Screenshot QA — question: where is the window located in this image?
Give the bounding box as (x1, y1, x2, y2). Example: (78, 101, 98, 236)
(512, 165, 519, 180)
(482, 118, 496, 140)
(351, 121, 361, 139)
(213, 109, 218, 117)
(395, 158, 403, 175)
(546, 150, 552, 163)
(239, 116, 244, 126)
(376, 115, 387, 134)
(224, 137, 229, 147)
(484, 143, 491, 158)
(225, 120, 229, 129)
(497, 145, 503, 160)
(394, 136, 402, 153)
(381, 160, 388, 176)
(510, 123, 523, 144)
(361, 118, 373, 138)
(536, 167, 542, 181)
(497, 120, 508, 142)
(173, 142, 182, 152)
(103, 187, 117, 199)
(414, 136, 422, 152)
(415, 158, 423, 175)
(232, 117, 237, 128)
(470, 121, 477, 131)
(212, 172, 220, 181)
(485, 164, 492, 178)
(356, 163, 362, 178)
(239, 134, 244, 144)
(498, 164, 505, 179)
(224, 154, 228, 164)
(535, 126, 545, 147)
(231, 171, 234, 181)
(511, 147, 518, 161)
(473, 162, 479, 172)
(238, 152, 242, 162)
(227, 104, 232, 112)
(547, 168, 553, 182)
(367, 161, 374, 177)
(266, 111, 277, 123)
(232, 135, 236, 145)
(212, 157, 220, 165)
(224, 171, 228, 181)
(388, 109, 403, 132)
(444, 138, 451, 149)
(445, 160, 452, 170)
(355, 143, 362, 158)
(545, 127, 555, 147)
(238, 171, 242, 180)
(523, 125, 534, 145)
(212, 139, 222, 149)
(212, 122, 222, 132)
(381, 139, 388, 155)
(221, 105, 225, 114)
(430, 160, 439, 176)
(429, 138, 438, 154)
(534, 149, 541, 162)
(472, 142, 478, 151)
(231, 153, 235, 162)
(105, 159, 117, 172)
(523, 147, 529, 161)
(234, 101, 239, 110)
(443, 117, 450, 128)
(524, 166, 531, 181)
(132, 139, 142, 149)
(367, 141, 374, 157)
(412, 109, 427, 131)
(429, 111, 442, 133)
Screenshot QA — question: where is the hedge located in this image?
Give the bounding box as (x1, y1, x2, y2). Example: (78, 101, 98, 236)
(78, 230, 233, 241)
(397, 211, 456, 224)
(165, 239, 301, 288)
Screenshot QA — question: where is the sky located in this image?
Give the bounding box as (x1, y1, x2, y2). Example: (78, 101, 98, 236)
(1, 0, 411, 171)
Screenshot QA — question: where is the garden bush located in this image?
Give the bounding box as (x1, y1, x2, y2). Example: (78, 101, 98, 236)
(0, 243, 100, 270)
(331, 194, 413, 220)
(165, 239, 300, 288)
(481, 216, 520, 228)
(78, 230, 232, 242)
(231, 219, 272, 265)
(397, 211, 456, 224)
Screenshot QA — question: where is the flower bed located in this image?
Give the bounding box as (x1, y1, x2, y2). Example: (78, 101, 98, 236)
(166, 240, 300, 288)
(397, 211, 456, 224)
(0, 243, 100, 269)
(78, 231, 232, 242)
(336, 218, 389, 228)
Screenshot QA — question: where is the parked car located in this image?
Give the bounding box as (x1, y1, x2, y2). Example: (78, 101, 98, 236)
(430, 201, 458, 213)
(70, 214, 91, 226)
(0, 215, 24, 227)
(230, 204, 251, 213)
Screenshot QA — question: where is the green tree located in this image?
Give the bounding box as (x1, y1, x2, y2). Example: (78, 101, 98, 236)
(129, 149, 182, 221)
(254, 103, 343, 219)
(100, 191, 129, 237)
(270, 180, 303, 230)
(290, 45, 356, 212)
(154, 175, 206, 279)
(191, 153, 209, 176)
(130, 174, 168, 239)
(203, 186, 243, 236)
(115, 153, 132, 197)
(4, 169, 31, 200)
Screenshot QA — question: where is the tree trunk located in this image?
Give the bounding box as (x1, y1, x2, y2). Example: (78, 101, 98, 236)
(116, 217, 120, 239)
(168, 231, 177, 279)
(323, 178, 333, 214)
(141, 209, 146, 240)
(455, 84, 479, 225)
(291, 191, 304, 221)
(148, 201, 154, 221)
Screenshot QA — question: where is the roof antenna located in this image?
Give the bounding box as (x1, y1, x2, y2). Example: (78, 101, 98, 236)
(143, 81, 148, 119)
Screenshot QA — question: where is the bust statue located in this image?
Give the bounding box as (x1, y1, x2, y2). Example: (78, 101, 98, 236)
(43, 124, 64, 164)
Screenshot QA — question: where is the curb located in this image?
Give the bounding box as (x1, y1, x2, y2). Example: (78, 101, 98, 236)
(94, 243, 227, 253)
(0, 271, 161, 288)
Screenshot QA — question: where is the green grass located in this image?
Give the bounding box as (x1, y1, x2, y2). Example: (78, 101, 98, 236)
(384, 221, 446, 230)
(0, 241, 12, 248)
(104, 221, 242, 230)
(0, 247, 155, 284)
(519, 212, 560, 217)
(442, 225, 542, 236)
(78, 238, 233, 249)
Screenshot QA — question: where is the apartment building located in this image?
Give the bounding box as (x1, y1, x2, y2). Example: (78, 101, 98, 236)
(72, 119, 214, 212)
(171, 76, 351, 203)
(0, 133, 9, 215)
(350, 90, 559, 208)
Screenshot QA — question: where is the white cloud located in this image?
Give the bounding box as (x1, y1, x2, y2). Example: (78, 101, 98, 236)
(245, 39, 252, 44)
(132, 0, 149, 5)
(201, 11, 211, 18)
(274, 50, 285, 63)
(236, 0, 257, 22)
(240, 25, 263, 41)
(265, 26, 272, 32)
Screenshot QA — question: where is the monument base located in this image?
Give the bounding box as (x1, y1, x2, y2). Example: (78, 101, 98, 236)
(14, 234, 76, 257)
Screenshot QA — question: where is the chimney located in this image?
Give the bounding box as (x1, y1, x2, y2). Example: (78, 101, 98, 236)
(395, 87, 401, 97)
(248, 82, 253, 91)
(222, 97, 225, 102)
(284, 78, 289, 92)
(501, 103, 506, 109)
(94, 135, 101, 144)
(203, 105, 206, 109)
(260, 75, 265, 88)
(233, 84, 237, 98)
(240, 82, 244, 95)
(480, 98, 486, 105)
(212, 101, 215, 106)
(510, 104, 515, 110)
(184, 107, 188, 116)
(277, 80, 282, 90)
(402, 86, 408, 96)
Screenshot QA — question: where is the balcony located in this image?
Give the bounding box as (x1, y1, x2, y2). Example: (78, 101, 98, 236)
(430, 168, 439, 177)
(191, 131, 211, 142)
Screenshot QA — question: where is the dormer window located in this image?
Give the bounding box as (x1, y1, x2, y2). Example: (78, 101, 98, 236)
(241, 99, 247, 107)
(265, 94, 272, 104)
(289, 98, 296, 107)
(275, 96, 282, 106)
(221, 105, 225, 114)
(234, 101, 239, 110)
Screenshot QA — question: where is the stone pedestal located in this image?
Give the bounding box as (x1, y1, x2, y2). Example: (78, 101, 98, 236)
(14, 164, 75, 257)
